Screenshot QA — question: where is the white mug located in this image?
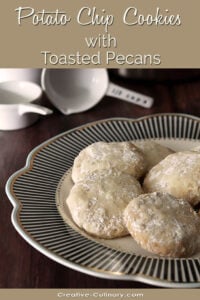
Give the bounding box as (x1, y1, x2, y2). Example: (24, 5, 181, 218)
(41, 69, 154, 115)
(0, 81, 53, 130)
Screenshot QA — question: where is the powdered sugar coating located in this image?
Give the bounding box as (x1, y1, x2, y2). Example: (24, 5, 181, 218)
(124, 192, 200, 257)
(67, 170, 143, 239)
(143, 151, 200, 206)
(191, 144, 200, 152)
(71, 141, 146, 183)
(133, 140, 174, 171)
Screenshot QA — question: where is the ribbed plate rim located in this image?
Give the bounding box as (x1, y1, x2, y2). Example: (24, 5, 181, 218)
(5, 113, 200, 288)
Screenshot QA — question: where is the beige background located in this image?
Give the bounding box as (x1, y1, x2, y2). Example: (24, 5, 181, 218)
(0, 0, 200, 67)
(1, 289, 200, 300)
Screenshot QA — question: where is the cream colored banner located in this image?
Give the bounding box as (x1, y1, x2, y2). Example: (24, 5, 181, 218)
(1, 0, 200, 67)
(0, 289, 200, 300)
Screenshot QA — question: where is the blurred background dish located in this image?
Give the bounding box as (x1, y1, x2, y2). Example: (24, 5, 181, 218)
(41, 68, 154, 115)
(0, 81, 52, 130)
(0, 68, 42, 85)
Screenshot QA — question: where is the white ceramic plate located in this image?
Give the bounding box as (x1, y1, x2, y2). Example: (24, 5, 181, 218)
(6, 114, 200, 288)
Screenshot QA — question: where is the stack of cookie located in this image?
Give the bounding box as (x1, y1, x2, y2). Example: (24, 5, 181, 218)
(66, 141, 200, 258)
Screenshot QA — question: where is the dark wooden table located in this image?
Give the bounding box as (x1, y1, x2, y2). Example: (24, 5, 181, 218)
(1, 70, 200, 288)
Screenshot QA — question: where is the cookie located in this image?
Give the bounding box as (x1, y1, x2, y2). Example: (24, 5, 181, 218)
(143, 151, 200, 206)
(123, 192, 200, 257)
(133, 140, 174, 171)
(191, 144, 200, 152)
(72, 141, 146, 183)
(67, 170, 143, 239)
